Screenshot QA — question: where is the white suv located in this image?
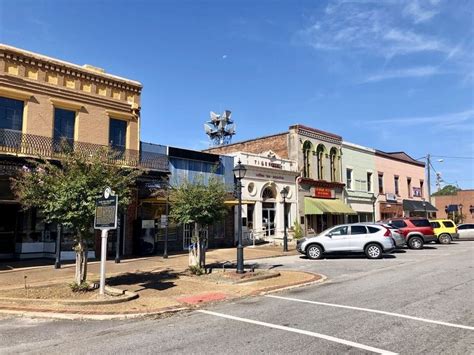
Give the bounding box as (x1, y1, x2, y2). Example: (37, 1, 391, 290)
(297, 223, 395, 260)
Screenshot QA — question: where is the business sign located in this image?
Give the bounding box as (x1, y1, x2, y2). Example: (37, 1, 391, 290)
(160, 215, 168, 228)
(314, 187, 334, 199)
(94, 193, 118, 229)
(412, 187, 422, 197)
(385, 193, 398, 203)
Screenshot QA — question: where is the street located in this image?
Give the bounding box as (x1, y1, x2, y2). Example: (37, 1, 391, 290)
(1, 242, 473, 354)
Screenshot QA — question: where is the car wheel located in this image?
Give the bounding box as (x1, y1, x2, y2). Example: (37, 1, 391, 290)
(438, 234, 451, 244)
(306, 244, 323, 260)
(365, 243, 382, 259)
(408, 236, 423, 249)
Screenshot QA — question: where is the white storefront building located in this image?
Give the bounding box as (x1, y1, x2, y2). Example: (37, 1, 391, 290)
(230, 151, 299, 245)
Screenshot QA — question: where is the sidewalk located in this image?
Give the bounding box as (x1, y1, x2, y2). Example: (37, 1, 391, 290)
(0, 245, 323, 319)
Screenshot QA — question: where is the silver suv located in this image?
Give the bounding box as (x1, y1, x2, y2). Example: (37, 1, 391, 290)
(297, 223, 395, 260)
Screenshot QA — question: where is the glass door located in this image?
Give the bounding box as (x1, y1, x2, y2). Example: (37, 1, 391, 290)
(262, 203, 276, 236)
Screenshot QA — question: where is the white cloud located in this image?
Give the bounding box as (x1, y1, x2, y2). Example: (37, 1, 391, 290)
(403, 0, 440, 24)
(364, 66, 443, 82)
(222, 55, 228, 59)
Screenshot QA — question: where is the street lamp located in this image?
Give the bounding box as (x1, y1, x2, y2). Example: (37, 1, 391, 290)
(459, 203, 464, 224)
(280, 187, 289, 252)
(233, 159, 247, 274)
(370, 193, 377, 222)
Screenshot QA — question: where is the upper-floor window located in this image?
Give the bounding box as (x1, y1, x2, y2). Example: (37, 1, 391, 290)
(0, 97, 23, 131)
(53, 108, 75, 151)
(407, 177, 412, 197)
(378, 173, 384, 193)
(367, 172, 372, 192)
(420, 180, 424, 197)
(329, 147, 338, 182)
(346, 168, 353, 190)
(394, 176, 400, 195)
(109, 118, 127, 150)
(302, 141, 313, 178)
(316, 144, 325, 180)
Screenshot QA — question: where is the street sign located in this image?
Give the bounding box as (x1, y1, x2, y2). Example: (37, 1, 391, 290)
(160, 215, 168, 228)
(94, 194, 118, 229)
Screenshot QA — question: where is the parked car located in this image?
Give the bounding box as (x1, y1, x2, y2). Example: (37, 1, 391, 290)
(360, 222, 406, 248)
(429, 219, 459, 244)
(382, 218, 436, 250)
(457, 223, 474, 240)
(296, 223, 395, 260)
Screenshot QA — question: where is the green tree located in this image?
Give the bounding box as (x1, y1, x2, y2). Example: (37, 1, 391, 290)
(432, 185, 460, 196)
(169, 176, 228, 270)
(11, 150, 141, 286)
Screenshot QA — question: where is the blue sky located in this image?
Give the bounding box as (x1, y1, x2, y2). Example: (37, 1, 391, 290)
(1, 0, 473, 190)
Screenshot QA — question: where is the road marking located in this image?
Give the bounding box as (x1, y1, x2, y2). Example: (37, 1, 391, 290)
(197, 310, 397, 355)
(266, 295, 474, 331)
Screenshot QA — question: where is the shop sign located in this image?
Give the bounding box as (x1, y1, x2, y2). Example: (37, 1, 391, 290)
(412, 187, 422, 197)
(385, 193, 398, 202)
(314, 187, 333, 199)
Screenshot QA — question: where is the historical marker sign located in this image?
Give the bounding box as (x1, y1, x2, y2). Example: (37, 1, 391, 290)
(94, 194, 118, 229)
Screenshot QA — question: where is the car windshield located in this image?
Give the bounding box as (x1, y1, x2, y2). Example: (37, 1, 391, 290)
(317, 225, 346, 236)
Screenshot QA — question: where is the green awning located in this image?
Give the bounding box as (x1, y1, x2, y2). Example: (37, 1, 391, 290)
(304, 197, 323, 215)
(304, 197, 357, 215)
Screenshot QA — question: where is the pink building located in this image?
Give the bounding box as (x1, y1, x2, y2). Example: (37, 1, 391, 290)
(374, 151, 436, 220)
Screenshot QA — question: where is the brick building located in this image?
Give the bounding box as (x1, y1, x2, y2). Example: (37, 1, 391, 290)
(432, 190, 474, 224)
(0, 44, 168, 260)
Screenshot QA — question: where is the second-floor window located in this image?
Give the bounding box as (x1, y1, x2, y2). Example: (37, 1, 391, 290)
(346, 168, 353, 190)
(378, 173, 384, 193)
(316, 144, 325, 180)
(420, 180, 424, 197)
(367, 172, 372, 192)
(109, 118, 127, 150)
(0, 97, 23, 132)
(330, 148, 338, 182)
(394, 175, 400, 195)
(53, 108, 75, 151)
(302, 141, 312, 178)
(407, 177, 412, 197)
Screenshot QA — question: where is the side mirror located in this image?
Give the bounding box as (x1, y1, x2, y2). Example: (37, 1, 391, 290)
(327, 233, 333, 238)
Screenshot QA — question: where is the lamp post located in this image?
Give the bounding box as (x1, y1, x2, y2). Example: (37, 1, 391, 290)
(280, 187, 289, 252)
(163, 181, 170, 259)
(370, 193, 377, 222)
(459, 203, 464, 224)
(233, 159, 247, 274)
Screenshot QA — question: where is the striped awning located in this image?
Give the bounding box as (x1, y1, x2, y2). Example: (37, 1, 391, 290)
(305, 197, 357, 215)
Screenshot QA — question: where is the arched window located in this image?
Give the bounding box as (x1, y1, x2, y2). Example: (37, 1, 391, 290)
(330, 147, 338, 182)
(302, 141, 313, 178)
(316, 144, 326, 180)
(262, 186, 276, 200)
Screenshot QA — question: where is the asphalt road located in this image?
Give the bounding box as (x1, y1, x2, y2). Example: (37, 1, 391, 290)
(1, 242, 473, 354)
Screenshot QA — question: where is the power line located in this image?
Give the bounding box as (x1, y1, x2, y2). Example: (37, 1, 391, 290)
(431, 155, 474, 160)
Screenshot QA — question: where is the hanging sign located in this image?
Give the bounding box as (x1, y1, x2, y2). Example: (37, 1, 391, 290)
(94, 188, 118, 229)
(314, 187, 334, 199)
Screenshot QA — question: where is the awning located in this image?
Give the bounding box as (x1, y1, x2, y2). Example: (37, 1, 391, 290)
(446, 204, 458, 212)
(224, 199, 256, 206)
(305, 197, 357, 215)
(403, 199, 438, 212)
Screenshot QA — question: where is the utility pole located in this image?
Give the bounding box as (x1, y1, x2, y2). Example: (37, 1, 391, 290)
(427, 154, 431, 204)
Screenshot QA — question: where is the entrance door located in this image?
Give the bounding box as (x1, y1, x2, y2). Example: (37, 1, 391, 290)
(262, 203, 276, 237)
(0, 204, 18, 259)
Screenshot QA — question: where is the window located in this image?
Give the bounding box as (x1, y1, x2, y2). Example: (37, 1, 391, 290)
(330, 148, 338, 182)
(367, 172, 372, 192)
(316, 144, 325, 179)
(367, 226, 380, 233)
(378, 173, 384, 193)
(394, 176, 399, 195)
(109, 118, 127, 150)
(346, 168, 353, 190)
(430, 222, 441, 228)
(420, 180, 424, 197)
(53, 108, 75, 151)
(442, 221, 455, 228)
(330, 226, 348, 235)
(350, 226, 367, 235)
(302, 141, 312, 178)
(390, 220, 407, 228)
(407, 178, 412, 197)
(0, 97, 23, 131)
(411, 219, 431, 227)
(458, 224, 474, 230)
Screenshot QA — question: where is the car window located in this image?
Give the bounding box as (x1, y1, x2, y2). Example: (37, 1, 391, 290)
(459, 224, 474, 230)
(350, 226, 367, 235)
(330, 226, 348, 235)
(442, 221, 454, 228)
(411, 219, 431, 227)
(430, 222, 440, 228)
(367, 226, 380, 233)
(390, 220, 407, 228)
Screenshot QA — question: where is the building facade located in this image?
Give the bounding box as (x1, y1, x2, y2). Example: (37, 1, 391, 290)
(0, 44, 168, 260)
(432, 190, 474, 224)
(341, 141, 376, 222)
(374, 151, 435, 220)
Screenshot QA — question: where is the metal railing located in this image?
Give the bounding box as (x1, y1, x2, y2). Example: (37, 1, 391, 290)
(0, 128, 169, 171)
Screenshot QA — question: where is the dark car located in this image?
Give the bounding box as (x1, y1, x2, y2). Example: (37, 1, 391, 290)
(382, 218, 436, 249)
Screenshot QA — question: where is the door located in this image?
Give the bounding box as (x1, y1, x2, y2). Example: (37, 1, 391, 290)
(348, 225, 369, 251)
(0, 204, 18, 259)
(323, 225, 350, 251)
(262, 206, 276, 237)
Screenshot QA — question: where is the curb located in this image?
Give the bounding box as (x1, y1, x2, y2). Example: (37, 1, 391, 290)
(258, 272, 328, 295)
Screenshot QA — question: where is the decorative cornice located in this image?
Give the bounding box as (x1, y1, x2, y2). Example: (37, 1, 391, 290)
(298, 177, 345, 189)
(296, 127, 342, 145)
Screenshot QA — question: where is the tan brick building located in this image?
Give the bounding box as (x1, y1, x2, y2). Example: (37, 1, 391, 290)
(432, 190, 474, 224)
(0, 44, 167, 260)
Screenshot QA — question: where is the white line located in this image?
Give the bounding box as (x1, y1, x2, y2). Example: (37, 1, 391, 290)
(197, 310, 397, 355)
(266, 295, 474, 331)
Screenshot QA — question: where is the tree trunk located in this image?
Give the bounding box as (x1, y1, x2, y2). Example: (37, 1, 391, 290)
(74, 235, 88, 285)
(188, 223, 199, 267)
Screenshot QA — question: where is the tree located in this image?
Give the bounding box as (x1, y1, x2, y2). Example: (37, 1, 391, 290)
(169, 176, 228, 271)
(432, 185, 460, 196)
(11, 150, 141, 286)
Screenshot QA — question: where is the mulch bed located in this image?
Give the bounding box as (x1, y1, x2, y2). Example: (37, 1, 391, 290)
(0, 284, 98, 300)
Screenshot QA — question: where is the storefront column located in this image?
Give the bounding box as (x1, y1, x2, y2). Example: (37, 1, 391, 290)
(254, 201, 263, 239)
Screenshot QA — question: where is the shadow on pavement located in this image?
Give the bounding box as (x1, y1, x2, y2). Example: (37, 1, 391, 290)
(299, 253, 397, 260)
(107, 269, 179, 292)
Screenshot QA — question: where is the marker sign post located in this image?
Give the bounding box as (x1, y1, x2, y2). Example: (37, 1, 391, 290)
(94, 187, 118, 296)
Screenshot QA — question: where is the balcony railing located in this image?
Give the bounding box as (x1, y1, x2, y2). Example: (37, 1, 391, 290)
(0, 129, 169, 172)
